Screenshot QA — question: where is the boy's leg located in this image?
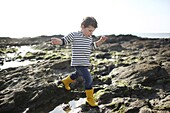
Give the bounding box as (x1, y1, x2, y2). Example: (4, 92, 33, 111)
(75, 66, 92, 89)
(75, 66, 98, 106)
(61, 76, 74, 90)
(70, 67, 80, 80)
(85, 88, 98, 107)
(62, 67, 79, 90)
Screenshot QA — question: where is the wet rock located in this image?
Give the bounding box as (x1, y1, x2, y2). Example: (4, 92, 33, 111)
(0, 35, 170, 113)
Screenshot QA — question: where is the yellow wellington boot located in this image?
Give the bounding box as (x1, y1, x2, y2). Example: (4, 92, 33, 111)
(61, 76, 74, 90)
(85, 89, 98, 107)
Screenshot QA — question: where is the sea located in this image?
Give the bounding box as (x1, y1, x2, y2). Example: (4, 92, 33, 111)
(124, 33, 170, 39)
(0, 33, 170, 39)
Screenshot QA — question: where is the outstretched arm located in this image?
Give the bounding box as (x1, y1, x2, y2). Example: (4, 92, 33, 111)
(51, 38, 63, 45)
(51, 32, 74, 45)
(95, 36, 108, 47)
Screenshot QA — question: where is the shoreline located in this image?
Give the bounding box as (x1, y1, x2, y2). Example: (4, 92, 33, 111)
(0, 33, 170, 39)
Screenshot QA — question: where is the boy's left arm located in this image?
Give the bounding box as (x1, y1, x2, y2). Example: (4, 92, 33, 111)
(95, 36, 108, 47)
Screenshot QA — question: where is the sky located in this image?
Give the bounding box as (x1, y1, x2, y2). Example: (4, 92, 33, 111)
(0, 0, 170, 38)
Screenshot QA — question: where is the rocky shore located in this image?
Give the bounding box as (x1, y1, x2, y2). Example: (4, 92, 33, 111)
(0, 34, 170, 113)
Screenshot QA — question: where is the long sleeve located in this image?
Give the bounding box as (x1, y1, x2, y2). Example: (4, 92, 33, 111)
(91, 42, 97, 50)
(63, 32, 74, 45)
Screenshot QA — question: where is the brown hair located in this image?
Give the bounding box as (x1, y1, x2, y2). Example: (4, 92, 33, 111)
(81, 17, 98, 28)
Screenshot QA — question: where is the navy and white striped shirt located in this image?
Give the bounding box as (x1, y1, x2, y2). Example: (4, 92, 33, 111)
(62, 31, 97, 66)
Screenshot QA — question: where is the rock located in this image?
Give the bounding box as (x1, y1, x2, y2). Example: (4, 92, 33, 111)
(0, 35, 170, 113)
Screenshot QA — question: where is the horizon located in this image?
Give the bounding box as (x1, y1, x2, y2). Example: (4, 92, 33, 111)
(0, 0, 170, 38)
(1, 33, 170, 39)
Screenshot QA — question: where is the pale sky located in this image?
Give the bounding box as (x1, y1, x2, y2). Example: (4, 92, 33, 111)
(0, 0, 170, 38)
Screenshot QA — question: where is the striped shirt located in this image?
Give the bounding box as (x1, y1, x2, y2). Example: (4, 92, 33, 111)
(62, 31, 97, 66)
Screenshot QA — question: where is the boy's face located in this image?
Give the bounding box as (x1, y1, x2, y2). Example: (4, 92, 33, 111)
(81, 25, 96, 37)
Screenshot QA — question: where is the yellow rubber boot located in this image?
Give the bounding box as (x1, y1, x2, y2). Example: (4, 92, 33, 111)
(61, 76, 74, 90)
(85, 89, 98, 107)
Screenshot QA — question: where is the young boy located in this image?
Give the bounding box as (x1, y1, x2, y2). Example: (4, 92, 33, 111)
(51, 16, 107, 107)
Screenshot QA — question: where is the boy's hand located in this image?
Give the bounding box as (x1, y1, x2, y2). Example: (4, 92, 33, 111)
(96, 36, 108, 47)
(51, 38, 62, 45)
(99, 36, 108, 43)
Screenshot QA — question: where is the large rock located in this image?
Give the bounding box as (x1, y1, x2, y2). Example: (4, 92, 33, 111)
(0, 35, 170, 113)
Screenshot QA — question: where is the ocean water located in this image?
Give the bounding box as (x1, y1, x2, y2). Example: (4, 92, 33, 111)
(0, 33, 170, 39)
(130, 33, 170, 38)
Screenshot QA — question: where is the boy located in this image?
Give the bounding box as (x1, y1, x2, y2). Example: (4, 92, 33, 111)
(51, 16, 107, 107)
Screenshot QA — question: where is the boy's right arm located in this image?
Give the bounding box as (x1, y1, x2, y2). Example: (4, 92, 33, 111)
(51, 32, 74, 45)
(51, 38, 63, 45)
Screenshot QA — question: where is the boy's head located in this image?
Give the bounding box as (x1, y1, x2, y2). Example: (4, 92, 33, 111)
(81, 16, 98, 28)
(81, 17, 98, 37)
